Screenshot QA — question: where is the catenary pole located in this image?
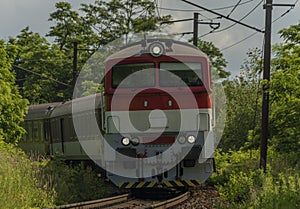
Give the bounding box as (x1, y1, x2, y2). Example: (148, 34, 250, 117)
(260, 0, 272, 172)
(193, 12, 199, 46)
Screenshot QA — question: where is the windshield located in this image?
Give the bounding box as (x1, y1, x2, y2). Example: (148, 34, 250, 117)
(159, 62, 203, 87)
(112, 63, 155, 88)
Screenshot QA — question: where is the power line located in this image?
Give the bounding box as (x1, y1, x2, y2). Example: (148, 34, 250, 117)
(158, 0, 255, 12)
(13, 65, 71, 87)
(220, 1, 297, 51)
(154, 0, 161, 19)
(181, 0, 264, 33)
(227, 0, 243, 17)
(199, 0, 263, 38)
(272, 0, 298, 22)
(220, 31, 259, 51)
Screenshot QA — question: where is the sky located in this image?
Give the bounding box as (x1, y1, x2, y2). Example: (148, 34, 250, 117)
(1, 0, 299, 76)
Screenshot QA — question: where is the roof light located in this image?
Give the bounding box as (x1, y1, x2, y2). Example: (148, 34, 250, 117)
(149, 42, 164, 57)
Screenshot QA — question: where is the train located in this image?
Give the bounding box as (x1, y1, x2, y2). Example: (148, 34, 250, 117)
(19, 38, 215, 189)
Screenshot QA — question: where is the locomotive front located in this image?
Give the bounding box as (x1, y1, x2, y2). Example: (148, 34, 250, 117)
(102, 39, 215, 189)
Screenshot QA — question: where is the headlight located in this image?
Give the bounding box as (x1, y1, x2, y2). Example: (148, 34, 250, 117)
(178, 136, 186, 144)
(187, 135, 196, 144)
(121, 137, 130, 146)
(131, 137, 140, 146)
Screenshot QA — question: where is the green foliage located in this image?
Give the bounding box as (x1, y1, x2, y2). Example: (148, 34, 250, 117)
(196, 38, 229, 79)
(42, 159, 110, 205)
(0, 141, 111, 208)
(0, 40, 28, 143)
(255, 172, 300, 209)
(78, 0, 171, 45)
(48, 0, 171, 51)
(217, 170, 300, 209)
(47, 2, 83, 50)
(11, 1, 171, 102)
(219, 49, 262, 151)
(11, 27, 73, 103)
(269, 22, 300, 156)
(218, 170, 262, 205)
(0, 141, 55, 208)
(211, 149, 300, 209)
(208, 149, 259, 186)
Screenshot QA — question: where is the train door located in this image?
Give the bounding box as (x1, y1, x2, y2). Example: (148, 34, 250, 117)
(60, 118, 65, 153)
(44, 120, 52, 155)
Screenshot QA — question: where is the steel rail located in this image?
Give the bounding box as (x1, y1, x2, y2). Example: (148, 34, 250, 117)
(47, 193, 130, 209)
(144, 192, 190, 209)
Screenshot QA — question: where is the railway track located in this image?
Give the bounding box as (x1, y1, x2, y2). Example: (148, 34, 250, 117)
(49, 191, 190, 209)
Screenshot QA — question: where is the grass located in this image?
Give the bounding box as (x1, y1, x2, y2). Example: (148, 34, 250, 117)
(0, 141, 55, 209)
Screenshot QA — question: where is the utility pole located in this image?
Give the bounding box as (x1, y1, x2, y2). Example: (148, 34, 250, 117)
(260, 0, 272, 172)
(193, 13, 199, 46)
(260, 0, 295, 172)
(72, 41, 78, 88)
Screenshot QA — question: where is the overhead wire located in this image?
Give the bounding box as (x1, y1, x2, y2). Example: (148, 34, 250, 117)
(220, 0, 298, 51)
(158, 0, 255, 12)
(13, 65, 71, 87)
(227, 0, 243, 17)
(199, 0, 264, 38)
(155, 0, 161, 19)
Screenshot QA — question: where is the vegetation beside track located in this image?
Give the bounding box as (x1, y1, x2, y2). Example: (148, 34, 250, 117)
(42, 159, 112, 205)
(0, 141, 113, 208)
(0, 141, 54, 208)
(206, 149, 300, 209)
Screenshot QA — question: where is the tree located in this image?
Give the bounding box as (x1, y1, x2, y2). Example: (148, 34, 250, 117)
(11, 27, 73, 103)
(47, 2, 83, 50)
(268, 22, 300, 155)
(0, 40, 28, 143)
(196, 38, 230, 79)
(48, 0, 171, 52)
(219, 48, 262, 151)
(46, 0, 171, 98)
(79, 0, 170, 45)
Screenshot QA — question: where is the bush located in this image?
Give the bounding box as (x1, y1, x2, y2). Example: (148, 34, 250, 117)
(210, 149, 300, 209)
(0, 141, 55, 209)
(41, 159, 111, 205)
(254, 172, 300, 209)
(207, 149, 259, 186)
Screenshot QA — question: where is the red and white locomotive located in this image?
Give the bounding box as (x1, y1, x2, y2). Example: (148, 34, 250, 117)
(20, 38, 215, 189)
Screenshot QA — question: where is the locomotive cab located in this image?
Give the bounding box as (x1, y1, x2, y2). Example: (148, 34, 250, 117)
(102, 39, 215, 189)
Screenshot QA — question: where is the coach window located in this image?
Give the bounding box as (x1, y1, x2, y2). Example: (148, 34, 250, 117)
(51, 119, 60, 142)
(112, 63, 155, 88)
(159, 62, 203, 87)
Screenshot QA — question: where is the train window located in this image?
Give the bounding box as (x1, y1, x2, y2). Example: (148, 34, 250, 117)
(51, 119, 60, 142)
(112, 63, 155, 88)
(159, 62, 203, 87)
